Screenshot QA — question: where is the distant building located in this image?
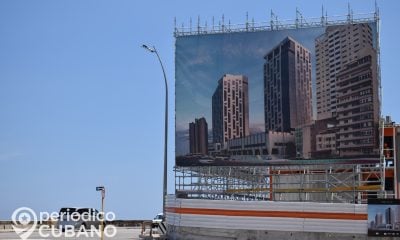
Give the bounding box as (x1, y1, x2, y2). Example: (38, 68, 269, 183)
(264, 37, 313, 132)
(212, 74, 249, 147)
(370, 220, 375, 229)
(397, 205, 400, 227)
(375, 212, 383, 227)
(189, 117, 208, 155)
(386, 207, 395, 227)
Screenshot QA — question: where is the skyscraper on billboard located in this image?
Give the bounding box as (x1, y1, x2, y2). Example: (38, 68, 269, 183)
(375, 212, 383, 227)
(315, 23, 374, 120)
(189, 117, 209, 155)
(264, 37, 312, 132)
(315, 23, 379, 156)
(212, 74, 249, 146)
(336, 53, 379, 156)
(385, 207, 395, 227)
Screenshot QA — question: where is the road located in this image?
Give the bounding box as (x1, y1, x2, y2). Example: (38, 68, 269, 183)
(0, 227, 142, 239)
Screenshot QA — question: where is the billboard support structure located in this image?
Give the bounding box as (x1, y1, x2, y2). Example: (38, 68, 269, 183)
(174, 9, 378, 37)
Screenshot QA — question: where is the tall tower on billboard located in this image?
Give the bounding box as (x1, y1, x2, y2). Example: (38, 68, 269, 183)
(264, 37, 312, 132)
(212, 74, 249, 146)
(315, 23, 379, 156)
(315, 23, 374, 120)
(189, 117, 208, 155)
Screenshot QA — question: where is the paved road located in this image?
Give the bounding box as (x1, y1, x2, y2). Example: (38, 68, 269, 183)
(0, 227, 142, 239)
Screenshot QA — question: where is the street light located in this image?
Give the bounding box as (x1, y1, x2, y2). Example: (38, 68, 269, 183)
(142, 44, 168, 215)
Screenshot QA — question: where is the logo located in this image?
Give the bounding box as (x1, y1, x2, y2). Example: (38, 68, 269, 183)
(11, 207, 117, 239)
(11, 207, 37, 240)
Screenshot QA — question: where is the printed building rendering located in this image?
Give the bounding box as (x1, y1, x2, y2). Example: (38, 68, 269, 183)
(315, 23, 379, 157)
(175, 20, 380, 162)
(264, 37, 313, 132)
(189, 117, 208, 155)
(212, 74, 250, 146)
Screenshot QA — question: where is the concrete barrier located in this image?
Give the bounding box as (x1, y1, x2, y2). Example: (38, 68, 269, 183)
(0, 221, 14, 232)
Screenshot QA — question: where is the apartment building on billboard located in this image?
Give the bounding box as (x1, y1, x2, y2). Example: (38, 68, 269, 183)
(189, 117, 209, 155)
(212, 74, 250, 147)
(314, 23, 379, 157)
(315, 23, 374, 120)
(264, 37, 313, 133)
(336, 52, 379, 156)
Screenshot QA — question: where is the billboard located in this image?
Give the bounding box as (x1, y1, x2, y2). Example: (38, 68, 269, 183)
(175, 21, 379, 166)
(368, 199, 400, 237)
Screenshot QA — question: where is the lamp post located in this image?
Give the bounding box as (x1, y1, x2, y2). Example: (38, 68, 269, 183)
(142, 44, 168, 215)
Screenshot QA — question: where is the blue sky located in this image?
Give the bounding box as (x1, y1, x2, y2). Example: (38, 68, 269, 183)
(0, 0, 399, 219)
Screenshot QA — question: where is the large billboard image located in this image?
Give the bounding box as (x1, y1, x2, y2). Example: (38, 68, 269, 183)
(175, 22, 379, 166)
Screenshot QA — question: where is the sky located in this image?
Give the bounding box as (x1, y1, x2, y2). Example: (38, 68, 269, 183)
(0, 0, 399, 220)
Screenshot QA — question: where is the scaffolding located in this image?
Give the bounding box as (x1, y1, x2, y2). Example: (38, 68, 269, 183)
(175, 159, 394, 204)
(174, 4, 379, 37)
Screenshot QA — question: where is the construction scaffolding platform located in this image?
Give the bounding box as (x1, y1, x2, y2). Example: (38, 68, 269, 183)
(175, 158, 396, 204)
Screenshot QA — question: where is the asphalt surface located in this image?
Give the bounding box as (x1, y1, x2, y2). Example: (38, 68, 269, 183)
(0, 227, 142, 239)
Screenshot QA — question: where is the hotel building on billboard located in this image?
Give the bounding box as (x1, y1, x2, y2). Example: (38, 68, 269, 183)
(263, 37, 313, 159)
(263, 37, 313, 133)
(212, 74, 250, 148)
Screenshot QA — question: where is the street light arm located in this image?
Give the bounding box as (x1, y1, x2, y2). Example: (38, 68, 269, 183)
(153, 47, 169, 94)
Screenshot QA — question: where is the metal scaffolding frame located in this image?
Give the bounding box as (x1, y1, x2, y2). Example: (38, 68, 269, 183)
(175, 160, 393, 203)
(174, 4, 379, 37)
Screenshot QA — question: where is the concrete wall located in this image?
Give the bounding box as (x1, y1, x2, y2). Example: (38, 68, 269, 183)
(0, 221, 14, 232)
